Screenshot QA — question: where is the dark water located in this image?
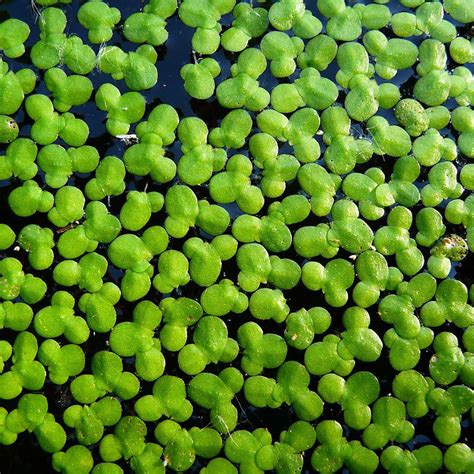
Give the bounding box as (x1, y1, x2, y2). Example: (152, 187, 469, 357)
(0, 0, 473, 473)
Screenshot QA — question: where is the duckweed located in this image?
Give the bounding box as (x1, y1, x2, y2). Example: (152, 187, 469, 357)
(0, 0, 473, 472)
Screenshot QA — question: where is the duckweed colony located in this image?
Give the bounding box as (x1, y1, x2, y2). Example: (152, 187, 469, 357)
(0, 0, 473, 472)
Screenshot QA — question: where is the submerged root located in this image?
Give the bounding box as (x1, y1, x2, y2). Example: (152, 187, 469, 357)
(30, 0, 42, 22)
(217, 415, 239, 446)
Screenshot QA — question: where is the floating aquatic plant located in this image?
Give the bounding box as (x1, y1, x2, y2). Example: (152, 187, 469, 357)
(0, 0, 473, 472)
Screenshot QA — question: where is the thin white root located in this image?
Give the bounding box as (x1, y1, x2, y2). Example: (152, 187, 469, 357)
(30, 0, 42, 22)
(95, 42, 108, 71)
(234, 395, 252, 429)
(217, 415, 239, 447)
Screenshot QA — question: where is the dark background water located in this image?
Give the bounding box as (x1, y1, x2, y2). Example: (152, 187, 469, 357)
(0, 0, 473, 472)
